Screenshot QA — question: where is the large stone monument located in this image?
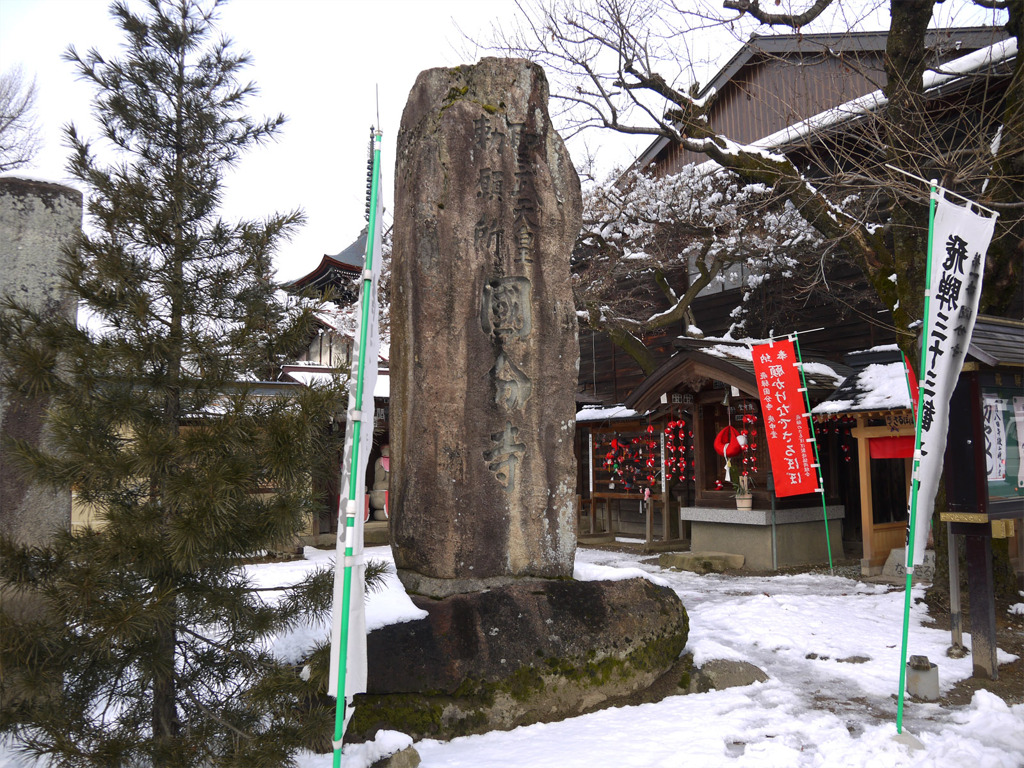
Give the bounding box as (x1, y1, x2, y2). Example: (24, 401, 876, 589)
(349, 59, 689, 744)
(0, 177, 81, 547)
(390, 57, 581, 597)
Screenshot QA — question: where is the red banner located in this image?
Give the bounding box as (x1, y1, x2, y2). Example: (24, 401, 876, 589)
(751, 340, 818, 497)
(903, 354, 919, 420)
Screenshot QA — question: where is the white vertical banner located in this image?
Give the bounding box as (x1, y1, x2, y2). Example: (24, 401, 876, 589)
(328, 137, 383, 730)
(907, 189, 996, 569)
(983, 396, 1007, 481)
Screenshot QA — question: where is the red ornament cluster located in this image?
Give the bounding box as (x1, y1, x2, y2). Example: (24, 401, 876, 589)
(739, 413, 760, 477)
(664, 419, 694, 483)
(600, 427, 662, 490)
(813, 414, 856, 462)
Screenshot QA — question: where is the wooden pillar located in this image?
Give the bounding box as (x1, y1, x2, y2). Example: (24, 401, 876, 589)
(854, 415, 875, 571)
(645, 495, 653, 545)
(947, 523, 964, 650)
(965, 529, 998, 679)
(662, 494, 679, 540)
(587, 433, 596, 534)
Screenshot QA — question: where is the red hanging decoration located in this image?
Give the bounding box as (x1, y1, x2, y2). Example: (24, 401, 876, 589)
(714, 426, 744, 459)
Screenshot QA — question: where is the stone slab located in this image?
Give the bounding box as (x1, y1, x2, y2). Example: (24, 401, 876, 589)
(882, 547, 936, 582)
(0, 178, 81, 548)
(659, 551, 745, 573)
(371, 747, 421, 768)
(688, 659, 768, 693)
(678, 505, 845, 526)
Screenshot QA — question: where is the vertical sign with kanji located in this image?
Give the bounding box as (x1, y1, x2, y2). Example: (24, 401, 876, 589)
(751, 339, 818, 497)
(906, 190, 996, 569)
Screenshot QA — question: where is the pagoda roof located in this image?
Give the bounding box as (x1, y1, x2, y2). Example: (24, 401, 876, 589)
(282, 228, 367, 302)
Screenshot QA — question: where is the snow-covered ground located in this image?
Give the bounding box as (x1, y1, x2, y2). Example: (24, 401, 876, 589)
(3, 545, 1022, 768)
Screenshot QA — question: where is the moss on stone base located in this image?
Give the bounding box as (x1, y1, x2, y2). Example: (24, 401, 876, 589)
(348, 625, 688, 743)
(342, 577, 690, 745)
(348, 694, 444, 739)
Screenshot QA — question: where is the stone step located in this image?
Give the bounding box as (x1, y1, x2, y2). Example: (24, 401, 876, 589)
(659, 551, 745, 573)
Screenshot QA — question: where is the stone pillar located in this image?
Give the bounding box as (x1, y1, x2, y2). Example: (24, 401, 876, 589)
(390, 58, 582, 597)
(0, 177, 82, 546)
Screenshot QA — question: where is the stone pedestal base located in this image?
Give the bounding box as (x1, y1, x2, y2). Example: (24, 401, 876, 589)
(680, 506, 844, 571)
(348, 577, 688, 742)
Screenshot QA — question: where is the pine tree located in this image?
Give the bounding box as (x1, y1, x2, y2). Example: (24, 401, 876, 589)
(0, 1, 341, 764)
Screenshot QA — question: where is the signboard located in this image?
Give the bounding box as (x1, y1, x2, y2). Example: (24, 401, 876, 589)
(751, 339, 817, 497)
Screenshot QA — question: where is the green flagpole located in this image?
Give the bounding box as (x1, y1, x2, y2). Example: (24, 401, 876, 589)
(333, 128, 383, 768)
(896, 179, 938, 735)
(791, 333, 833, 574)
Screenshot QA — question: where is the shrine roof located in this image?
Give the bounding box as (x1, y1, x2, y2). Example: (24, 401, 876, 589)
(279, 363, 390, 398)
(968, 315, 1024, 368)
(811, 316, 1023, 416)
(624, 338, 849, 413)
(812, 355, 912, 415)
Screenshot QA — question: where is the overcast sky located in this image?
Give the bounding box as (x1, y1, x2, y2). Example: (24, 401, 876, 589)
(1, 1, 1006, 282)
(0, 0, 600, 281)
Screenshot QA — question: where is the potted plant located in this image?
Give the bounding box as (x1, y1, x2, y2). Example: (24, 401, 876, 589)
(733, 474, 754, 511)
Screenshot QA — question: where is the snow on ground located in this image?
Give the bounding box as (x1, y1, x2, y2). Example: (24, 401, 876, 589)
(2, 546, 1022, 768)
(244, 546, 426, 665)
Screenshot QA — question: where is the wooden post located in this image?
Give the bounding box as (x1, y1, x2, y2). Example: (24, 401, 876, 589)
(947, 523, 964, 650)
(588, 433, 596, 534)
(645, 494, 653, 546)
(965, 529, 998, 679)
(854, 415, 875, 572)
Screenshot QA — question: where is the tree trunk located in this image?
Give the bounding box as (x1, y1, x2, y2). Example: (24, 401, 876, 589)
(152, 591, 179, 761)
(883, 0, 934, 358)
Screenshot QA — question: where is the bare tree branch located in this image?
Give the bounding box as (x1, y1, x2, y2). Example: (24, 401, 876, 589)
(487, 0, 1020, 371)
(0, 65, 42, 172)
(723, 0, 837, 28)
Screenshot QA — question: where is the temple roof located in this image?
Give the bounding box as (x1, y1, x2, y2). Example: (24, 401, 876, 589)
(281, 228, 367, 303)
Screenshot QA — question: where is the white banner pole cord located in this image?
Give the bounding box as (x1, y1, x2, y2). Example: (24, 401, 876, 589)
(896, 180, 938, 735)
(330, 129, 383, 766)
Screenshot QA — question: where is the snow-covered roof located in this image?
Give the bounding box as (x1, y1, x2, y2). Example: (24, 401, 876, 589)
(0, 172, 81, 189)
(281, 369, 335, 388)
(631, 27, 1011, 172)
(280, 365, 390, 399)
(813, 361, 912, 414)
(576, 404, 646, 422)
(681, 339, 847, 390)
(813, 317, 1023, 415)
(753, 37, 1016, 152)
(623, 337, 853, 412)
